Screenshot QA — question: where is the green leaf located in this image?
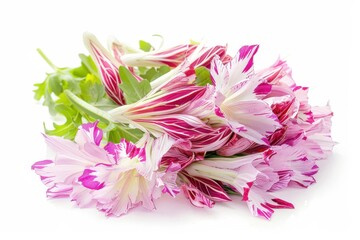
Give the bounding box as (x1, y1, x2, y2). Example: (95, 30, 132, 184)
(79, 54, 98, 76)
(195, 66, 212, 86)
(118, 66, 151, 104)
(34, 50, 143, 143)
(190, 39, 200, 45)
(139, 40, 152, 52)
(44, 104, 82, 139)
(140, 65, 170, 82)
(34, 81, 47, 101)
(48, 74, 63, 95)
(108, 129, 122, 143)
(107, 126, 144, 143)
(64, 90, 113, 124)
(79, 74, 105, 104)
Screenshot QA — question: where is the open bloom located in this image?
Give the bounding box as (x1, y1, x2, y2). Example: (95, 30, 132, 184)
(32, 122, 174, 216)
(210, 45, 281, 145)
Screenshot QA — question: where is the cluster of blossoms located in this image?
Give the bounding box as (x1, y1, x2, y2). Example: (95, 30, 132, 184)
(32, 33, 334, 219)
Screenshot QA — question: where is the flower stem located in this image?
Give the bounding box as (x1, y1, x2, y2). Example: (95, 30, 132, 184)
(37, 48, 57, 70)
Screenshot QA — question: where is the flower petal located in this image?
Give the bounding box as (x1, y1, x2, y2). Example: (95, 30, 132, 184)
(181, 171, 231, 202)
(74, 121, 103, 146)
(181, 183, 215, 208)
(83, 33, 126, 105)
(121, 44, 197, 67)
(246, 186, 294, 220)
(221, 99, 281, 145)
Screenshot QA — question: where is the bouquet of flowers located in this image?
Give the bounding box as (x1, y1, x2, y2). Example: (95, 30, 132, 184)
(32, 33, 334, 219)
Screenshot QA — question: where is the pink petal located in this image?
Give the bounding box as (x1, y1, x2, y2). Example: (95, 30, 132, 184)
(181, 171, 231, 202)
(70, 184, 96, 208)
(216, 134, 254, 156)
(181, 183, 215, 208)
(121, 44, 197, 67)
(246, 186, 294, 220)
(75, 121, 103, 146)
(221, 99, 281, 145)
(79, 168, 105, 190)
(83, 33, 126, 105)
(46, 183, 72, 198)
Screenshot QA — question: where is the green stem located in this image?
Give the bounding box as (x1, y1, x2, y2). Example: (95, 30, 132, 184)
(37, 48, 57, 70)
(65, 90, 143, 142)
(65, 90, 113, 124)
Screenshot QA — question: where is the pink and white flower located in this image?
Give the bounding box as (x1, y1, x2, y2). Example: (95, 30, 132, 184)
(32, 122, 175, 216)
(33, 34, 335, 220)
(210, 45, 282, 145)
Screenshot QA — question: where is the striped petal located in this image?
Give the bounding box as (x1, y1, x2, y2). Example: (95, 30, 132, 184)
(84, 33, 126, 105)
(211, 45, 259, 96)
(121, 44, 197, 67)
(180, 171, 231, 202)
(220, 99, 281, 145)
(246, 186, 294, 220)
(181, 183, 215, 208)
(185, 159, 259, 199)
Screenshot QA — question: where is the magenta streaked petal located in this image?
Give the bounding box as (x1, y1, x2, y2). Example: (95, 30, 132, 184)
(84, 33, 126, 105)
(181, 183, 215, 208)
(221, 99, 281, 145)
(290, 158, 319, 187)
(181, 171, 231, 202)
(246, 186, 294, 220)
(190, 126, 232, 152)
(121, 44, 197, 67)
(237, 45, 259, 72)
(138, 114, 214, 140)
(75, 121, 103, 146)
(212, 45, 259, 96)
(129, 85, 206, 116)
(105, 139, 146, 164)
(217, 134, 254, 156)
(139, 134, 175, 180)
(256, 58, 294, 87)
(253, 82, 272, 95)
(269, 170, 293, 191)
(79, 169, 105, 190)
(162, 147, 203, 170)
(161, 167, 180, 197)
(31, 160, 53, 170)
(232, 164, 259, 199)
(187, 45, 227, 70)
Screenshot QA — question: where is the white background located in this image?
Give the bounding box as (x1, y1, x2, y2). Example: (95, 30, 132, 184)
(0, 0, 357, 239)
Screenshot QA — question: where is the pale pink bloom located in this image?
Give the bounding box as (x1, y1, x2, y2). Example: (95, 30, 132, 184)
(210, 45, 281, 145)
(32, 122, 112, 200)
(32, 122, 175, 216)
(244, 145, 313, 219)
